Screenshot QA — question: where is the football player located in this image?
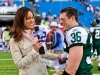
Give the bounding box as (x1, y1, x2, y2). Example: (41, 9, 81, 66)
(60, 7, 93, 75)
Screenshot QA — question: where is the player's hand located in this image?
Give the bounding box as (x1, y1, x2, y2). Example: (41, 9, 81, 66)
(57, 54, 61, 59)
(33, 40, 43, 52)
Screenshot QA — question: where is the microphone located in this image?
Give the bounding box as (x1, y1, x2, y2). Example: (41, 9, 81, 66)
(34, 26, 45, 54)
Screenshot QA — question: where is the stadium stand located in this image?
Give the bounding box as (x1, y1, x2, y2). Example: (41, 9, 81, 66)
(0, 0, 33, 51)
(36, 1, 100, 27)
(13, 1, 33, 9)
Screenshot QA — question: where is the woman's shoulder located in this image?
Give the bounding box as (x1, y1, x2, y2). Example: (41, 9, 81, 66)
(10, 38, 14, 42)
(10, 38, 17, 44)
(9, 38, 20, 47)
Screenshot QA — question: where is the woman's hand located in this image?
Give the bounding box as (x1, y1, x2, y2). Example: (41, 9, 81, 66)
(33, 39, 43, 52)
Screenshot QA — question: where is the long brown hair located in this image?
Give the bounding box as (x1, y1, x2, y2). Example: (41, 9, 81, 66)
(11, 7, 34, 42)
(35, 16, 42, 25)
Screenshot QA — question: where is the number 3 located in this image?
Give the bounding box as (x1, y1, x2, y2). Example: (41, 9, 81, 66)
(71, 32, 81, 43)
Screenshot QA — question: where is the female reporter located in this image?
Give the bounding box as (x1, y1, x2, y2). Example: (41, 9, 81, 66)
(9, 7, 60, 75)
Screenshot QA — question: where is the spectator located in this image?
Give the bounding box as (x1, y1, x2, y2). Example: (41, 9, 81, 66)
(2, 26, 11, 52)
(50, 22, 65, 75)
(8, 0, 11, 6)
(1, 1, 5, 6)
(44, 17, 50, 26)
(81, 1, 94, 13)
(42, 12, 46, 19)
(79, 10, 84, 15)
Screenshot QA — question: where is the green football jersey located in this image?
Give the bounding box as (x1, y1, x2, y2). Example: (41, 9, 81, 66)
(93, 26, 100, 47)
(65, 26, 93, 75)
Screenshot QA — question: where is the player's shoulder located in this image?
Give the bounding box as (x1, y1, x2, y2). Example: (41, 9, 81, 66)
(66, 26, 89, 35)
(90, 27, 94, 29)
(90, 26, 94, 29)
(95, 25, 100, 29)
(39, 25, 49, 30)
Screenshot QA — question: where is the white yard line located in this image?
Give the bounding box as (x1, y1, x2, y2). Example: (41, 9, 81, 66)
(50, 70, 55, 72)
(0, 59, 12, 60)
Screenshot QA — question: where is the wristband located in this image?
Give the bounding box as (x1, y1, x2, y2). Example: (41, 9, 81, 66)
(46, 42, 52, 44)
(63, 70, 70, 75)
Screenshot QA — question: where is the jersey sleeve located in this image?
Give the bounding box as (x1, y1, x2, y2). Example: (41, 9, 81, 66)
(65, 27, 88, 49)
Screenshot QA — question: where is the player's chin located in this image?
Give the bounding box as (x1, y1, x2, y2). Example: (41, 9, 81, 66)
(63, 27, 66, 31)
(64, 27, 68, 31)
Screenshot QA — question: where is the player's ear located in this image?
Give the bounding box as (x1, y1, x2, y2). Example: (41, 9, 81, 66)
(71, 15, 75, 21)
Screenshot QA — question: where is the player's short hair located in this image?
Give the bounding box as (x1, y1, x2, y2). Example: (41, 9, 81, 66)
(35, 16, 42, 25)
(91, 21, 97, 25)
(60, 7, 78, 22)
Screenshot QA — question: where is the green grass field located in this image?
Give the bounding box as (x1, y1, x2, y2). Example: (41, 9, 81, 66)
(0, 52, 100, 75)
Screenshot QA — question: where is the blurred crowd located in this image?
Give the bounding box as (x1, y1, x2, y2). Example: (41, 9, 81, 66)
(0, 26, 11, 52)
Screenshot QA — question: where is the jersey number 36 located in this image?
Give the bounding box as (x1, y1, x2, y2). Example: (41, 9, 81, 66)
(71, 32, 81, 43)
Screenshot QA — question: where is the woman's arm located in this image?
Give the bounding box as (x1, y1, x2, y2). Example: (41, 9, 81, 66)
(41, 52, 59, 60)
(9, 39, 39, 69)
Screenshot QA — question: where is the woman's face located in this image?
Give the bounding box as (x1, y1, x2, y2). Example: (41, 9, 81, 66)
(24, 11, 35, 30)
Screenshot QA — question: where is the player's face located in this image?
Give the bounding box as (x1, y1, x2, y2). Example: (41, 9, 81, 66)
(24, 11, 35, 30)
(60, 13, 72, 30)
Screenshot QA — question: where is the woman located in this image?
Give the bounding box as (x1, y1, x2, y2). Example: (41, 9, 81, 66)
(9, 7, 60, 75)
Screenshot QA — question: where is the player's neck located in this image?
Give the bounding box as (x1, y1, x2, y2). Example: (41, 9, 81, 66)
(71, 22, 78, 27)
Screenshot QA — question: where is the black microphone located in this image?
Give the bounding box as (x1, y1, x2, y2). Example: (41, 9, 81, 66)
(34, 26, 45, 54)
